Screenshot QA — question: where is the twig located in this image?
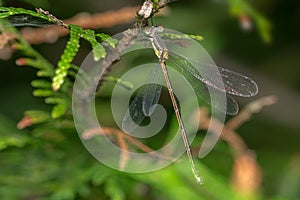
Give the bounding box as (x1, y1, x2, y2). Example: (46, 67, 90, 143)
(82, 126, 173, 170)
(198, 108, 249, 154)
(81, 127, 115, 138)
(21, 6, 138, 44)
(82, 126, 171, 157)
(199, 95, 277, 155)
(115, 130, 129, 171)
(198, 95, 277, 194)
(226, 95, 278, 130)
(231, 152, 263, 195)
(21, 5, 169, 45)
(36, 8, 68, 29)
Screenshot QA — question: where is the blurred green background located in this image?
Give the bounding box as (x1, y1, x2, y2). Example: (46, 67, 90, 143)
(0, 0, 300, 199)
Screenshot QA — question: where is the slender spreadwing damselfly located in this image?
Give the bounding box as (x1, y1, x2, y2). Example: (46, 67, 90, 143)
(121, 26, 258, 183)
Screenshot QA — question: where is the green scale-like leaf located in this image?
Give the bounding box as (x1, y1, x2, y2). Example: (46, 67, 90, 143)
(33, 89, 53, 97)
(17, 58, 54, 77)
(52, 24, 115, 91)
(96, 33, 118, 48)
(52, 24, 81, 91)
(45, 97, 69, 119)
(31, 79, 51, 89)
(23, 110, 51, 124)
(161, 32, 204, 43)
(51, 100, 68, 118)
(82, 29, 106, 61)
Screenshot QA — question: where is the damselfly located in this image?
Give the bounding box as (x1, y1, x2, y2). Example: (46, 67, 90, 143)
(122, 26, 258, 183)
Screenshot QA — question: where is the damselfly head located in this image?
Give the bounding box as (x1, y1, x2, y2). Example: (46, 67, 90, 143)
(155, 25, 164, 32)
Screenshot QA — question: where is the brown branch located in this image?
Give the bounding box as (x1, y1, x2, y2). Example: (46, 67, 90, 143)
(226, 95, 278, 130)
(21, 5, 169, 45)
(231, 152, 263, 196)
(81, 126, 173, 170)
(115, 130, 129, 171)
(198, 108, 249, 154)
(119, 130, 155, 154)
(198, 95, 277, 195)
(81, 127, 114, 139)
(21, 6, 139, 45)
(199, 95, 277, 155)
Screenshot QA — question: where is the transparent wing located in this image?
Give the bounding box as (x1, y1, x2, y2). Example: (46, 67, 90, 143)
(142, 65, 163, 116)
(168, 53, 239, 115)
(122, 65, 163, 132)
(169, 53, 258, 97)
(122, 88, 146, 133)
